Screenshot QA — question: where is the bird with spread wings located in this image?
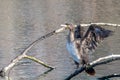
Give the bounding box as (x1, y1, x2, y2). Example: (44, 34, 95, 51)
(66, 24, 113, 75)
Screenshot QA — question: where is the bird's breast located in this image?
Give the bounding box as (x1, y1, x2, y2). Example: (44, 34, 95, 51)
(66, 41, 81, 63)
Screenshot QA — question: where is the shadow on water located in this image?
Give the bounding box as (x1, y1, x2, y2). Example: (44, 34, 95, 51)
(0, 0, 120, 80)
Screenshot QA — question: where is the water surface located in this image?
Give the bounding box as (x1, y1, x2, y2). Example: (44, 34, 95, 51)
(0, 0, 120, 80)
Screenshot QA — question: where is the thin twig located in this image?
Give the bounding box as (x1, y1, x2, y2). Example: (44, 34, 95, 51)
(24, 55, 53, 69)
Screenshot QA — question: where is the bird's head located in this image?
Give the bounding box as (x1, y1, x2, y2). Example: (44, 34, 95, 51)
(65, 23, 75, 31)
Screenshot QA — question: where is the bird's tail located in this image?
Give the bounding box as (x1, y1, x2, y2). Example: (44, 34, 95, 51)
(85, 65, 95, 76)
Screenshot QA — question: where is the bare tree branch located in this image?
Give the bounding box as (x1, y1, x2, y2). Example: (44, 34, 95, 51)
(0, 28, 58, 77)
(90, 55, 120, 67)
(0, 31, 56, 77)
(0, 54, 53, 77)
(65, 55, 120, 80)
(98, 73, 120, 80)
(61, 23, 120, 28)
(0, 54, 26, 77)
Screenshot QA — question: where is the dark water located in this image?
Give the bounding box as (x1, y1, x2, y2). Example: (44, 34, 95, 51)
(0, 0, 120, 80)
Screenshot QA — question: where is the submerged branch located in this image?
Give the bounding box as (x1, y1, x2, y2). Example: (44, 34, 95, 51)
(65, 55, 120, 80)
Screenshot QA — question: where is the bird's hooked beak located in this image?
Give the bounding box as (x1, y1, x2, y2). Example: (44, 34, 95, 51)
(61, 23, 75, 31)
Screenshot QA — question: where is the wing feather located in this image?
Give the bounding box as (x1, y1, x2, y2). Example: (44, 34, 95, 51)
(82, 24, 113, 52)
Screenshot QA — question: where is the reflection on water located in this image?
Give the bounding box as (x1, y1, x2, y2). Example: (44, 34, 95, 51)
(0, 0, 120, 80)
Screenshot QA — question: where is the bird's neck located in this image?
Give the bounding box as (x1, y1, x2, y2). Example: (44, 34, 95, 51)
(67, 30, 75, 42)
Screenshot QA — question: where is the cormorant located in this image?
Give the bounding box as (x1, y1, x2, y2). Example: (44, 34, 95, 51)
(66, 24, 113, 75)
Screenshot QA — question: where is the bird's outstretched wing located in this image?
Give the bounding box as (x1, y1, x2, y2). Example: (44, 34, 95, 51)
(82, 24, 113, 51)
